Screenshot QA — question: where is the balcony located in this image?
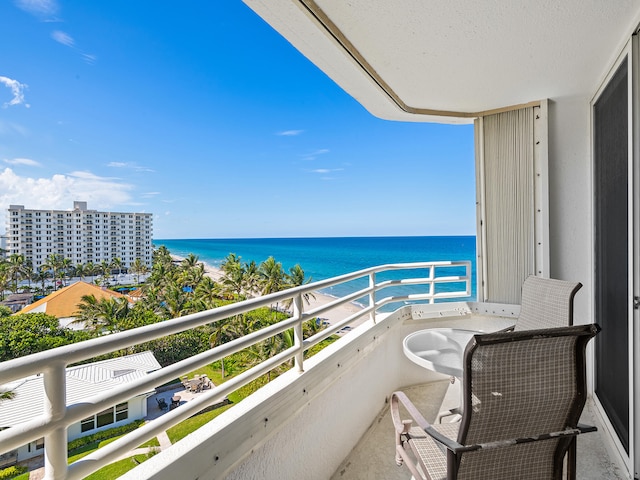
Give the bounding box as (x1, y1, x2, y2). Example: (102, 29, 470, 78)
(0, 262, 624, 479)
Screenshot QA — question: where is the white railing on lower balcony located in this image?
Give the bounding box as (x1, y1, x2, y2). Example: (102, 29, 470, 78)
(0, 260, 471, 480)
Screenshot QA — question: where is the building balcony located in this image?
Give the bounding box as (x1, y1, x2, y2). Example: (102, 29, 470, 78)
(0, 262, 624, 479)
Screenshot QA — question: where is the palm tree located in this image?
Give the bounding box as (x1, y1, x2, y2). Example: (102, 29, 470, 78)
(74, 263, 88, 282)
(193, 276, 221, 310)
(220, 258, 246, 299)
(84, 262, 96, 283)
(74, 294, 130, 334)
(282, 264, 316, 311)
(157, 282, 191, 319)
(146, 261, 174, 290)
(242, 260, 261, 297)
(220, 253, 242, 275)
(60, 257, 73, 287)
(22, 260, 33, 292)
(99, 260, 112, 286)
(32, 270, 50, 296)
(258, 256, 286, 296)
(180, 262, 204, 293)
(258, 256, 288, 320)
(7, 253, 28, 293)
(0, 265, 10, 301)
(111, 257, 123, 283)
(153, 245, 173, 268)
(130, 258, 148, 284)
(246, 335, 285, 382)
(42, 253, 63, 287)
(181, 253, 200, 269)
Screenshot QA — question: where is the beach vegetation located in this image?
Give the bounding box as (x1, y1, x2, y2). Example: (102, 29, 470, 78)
(0, 245, 332, 386)
(0, 246, 330, 373)
(76, 295, 131, 333)
(0, 313, 90, 362)
(0, 246, 340, 477)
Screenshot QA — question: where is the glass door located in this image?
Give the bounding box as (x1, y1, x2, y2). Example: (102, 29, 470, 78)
(593, 55, 630, 458)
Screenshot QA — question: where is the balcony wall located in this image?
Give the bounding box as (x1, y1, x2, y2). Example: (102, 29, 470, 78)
(122, 303, 516, 480)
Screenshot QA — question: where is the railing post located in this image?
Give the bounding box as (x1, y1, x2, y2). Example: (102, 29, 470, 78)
(429, 265, 435, 304)
(43, 362, 68, 480)
(369, 272, 376, 323)
(293, 294, 304, 373)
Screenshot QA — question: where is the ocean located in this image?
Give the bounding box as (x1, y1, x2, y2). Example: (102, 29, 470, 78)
(155, 236, 477, 309)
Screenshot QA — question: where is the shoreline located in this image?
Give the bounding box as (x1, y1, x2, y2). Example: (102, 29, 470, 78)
(171, 254, 364, 327)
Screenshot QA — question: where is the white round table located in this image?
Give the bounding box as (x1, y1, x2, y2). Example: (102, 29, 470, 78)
(403, 328, 481, 377)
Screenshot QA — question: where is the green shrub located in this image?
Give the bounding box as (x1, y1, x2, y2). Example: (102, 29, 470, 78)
(68, 420, 145, 453)
(0, 465, 28, 479)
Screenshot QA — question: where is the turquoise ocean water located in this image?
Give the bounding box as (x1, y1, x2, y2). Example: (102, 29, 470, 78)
(155, 236, 477, 309)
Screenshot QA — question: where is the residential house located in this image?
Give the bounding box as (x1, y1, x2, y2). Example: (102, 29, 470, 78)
(0, 351, 161, 466)
(18, 281, 130, 329)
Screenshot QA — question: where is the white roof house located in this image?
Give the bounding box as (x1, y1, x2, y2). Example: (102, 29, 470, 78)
(0, 351, 160, 429)
(0, 351, 161, 465)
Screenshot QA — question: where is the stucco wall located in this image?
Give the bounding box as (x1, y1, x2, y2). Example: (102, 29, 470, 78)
(547, 95, 592, 326)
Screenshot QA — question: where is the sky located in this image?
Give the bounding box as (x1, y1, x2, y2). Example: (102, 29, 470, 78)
(0, 1, 476, 239)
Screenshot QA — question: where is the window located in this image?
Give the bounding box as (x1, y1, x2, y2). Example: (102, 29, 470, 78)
(36, 438, 44, 450)
(96, 407, 114, 428)
(81, 416, 95, 432)
(115, 402, 128, 422)
(82, 402, 129, 432)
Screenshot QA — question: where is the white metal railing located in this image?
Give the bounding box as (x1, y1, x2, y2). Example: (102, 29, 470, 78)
(0, 260, 471, 479)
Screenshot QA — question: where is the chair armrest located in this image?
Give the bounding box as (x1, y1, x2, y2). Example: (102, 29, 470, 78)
(390, 391, 463, 452)
(461, 425, 597, 453)
(391, 392, 597, 454)
(496, 324, 515, 333)
(576, 423, 597, 434)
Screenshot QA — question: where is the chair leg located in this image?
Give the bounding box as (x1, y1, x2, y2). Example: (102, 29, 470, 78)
(566, 438, 577, 480)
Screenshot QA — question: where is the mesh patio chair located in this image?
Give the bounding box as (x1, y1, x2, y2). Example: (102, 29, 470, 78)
(435, 276, 583, 424)
(512, 275, 582, 331)
(391, 324, 600, 480)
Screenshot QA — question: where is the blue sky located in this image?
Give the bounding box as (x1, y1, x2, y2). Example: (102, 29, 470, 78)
(0, 1, 475, 239)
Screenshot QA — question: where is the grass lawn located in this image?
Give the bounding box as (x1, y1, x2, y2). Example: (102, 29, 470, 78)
(83, 453, 154, 480)
(166, 403, 234, 444)
(15, 336, 340, 479)
(68, 435, 160, 463)
(166, 336, 339, 445)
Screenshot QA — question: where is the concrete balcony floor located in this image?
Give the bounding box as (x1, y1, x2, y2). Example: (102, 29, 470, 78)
(331, 381, 627, 480)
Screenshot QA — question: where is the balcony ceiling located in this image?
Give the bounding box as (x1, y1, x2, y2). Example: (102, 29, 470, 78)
(244, 0, 640, 123)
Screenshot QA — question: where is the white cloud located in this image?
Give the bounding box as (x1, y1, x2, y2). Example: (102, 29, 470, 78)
(51, 30, 74, 46)
(0, 167, 134, 228)
(14, 0, 59, 19)
(311, 168, 343, 174)
(0, 76, 30, 108)
(82, 53, 97, 65)
(3, 157, 42, 167)
(107, 161, 155, 173)
(302, 149, 329, 161)
(277, 130, 304, 136)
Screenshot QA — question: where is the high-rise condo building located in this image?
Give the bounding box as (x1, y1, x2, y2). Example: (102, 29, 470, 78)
(5, 201, 153, 272)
